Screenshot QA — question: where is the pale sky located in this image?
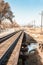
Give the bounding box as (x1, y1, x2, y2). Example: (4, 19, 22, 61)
(4, 0, 43, 26)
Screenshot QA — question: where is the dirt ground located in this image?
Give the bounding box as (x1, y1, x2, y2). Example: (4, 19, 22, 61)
(25, 27, 43, 43)
(24, 27, 43, 64)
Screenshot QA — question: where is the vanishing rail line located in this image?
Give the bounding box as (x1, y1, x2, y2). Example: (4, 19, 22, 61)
(0, 30, 24, 65)
(0, 30, 22, 43)
(0, 31, 22, 58)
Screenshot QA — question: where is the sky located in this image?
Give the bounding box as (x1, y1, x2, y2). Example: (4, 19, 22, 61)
(4, 0, 43, 26)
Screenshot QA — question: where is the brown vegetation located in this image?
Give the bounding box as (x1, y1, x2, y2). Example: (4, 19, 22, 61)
(28, 50, 43, 65)
(0, 0, 14, 25)
(0, 0, 19, 30)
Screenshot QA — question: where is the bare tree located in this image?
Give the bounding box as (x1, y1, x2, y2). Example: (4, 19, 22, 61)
(0, 0, 14, 24)
(5, 10, 14, 23)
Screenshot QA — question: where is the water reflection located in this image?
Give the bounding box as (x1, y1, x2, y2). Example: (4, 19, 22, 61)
(28, 43, 38, 53)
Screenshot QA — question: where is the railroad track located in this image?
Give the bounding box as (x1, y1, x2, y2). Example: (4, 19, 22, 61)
(0, 30, 24, 65)
(0, 30, 22, 43)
